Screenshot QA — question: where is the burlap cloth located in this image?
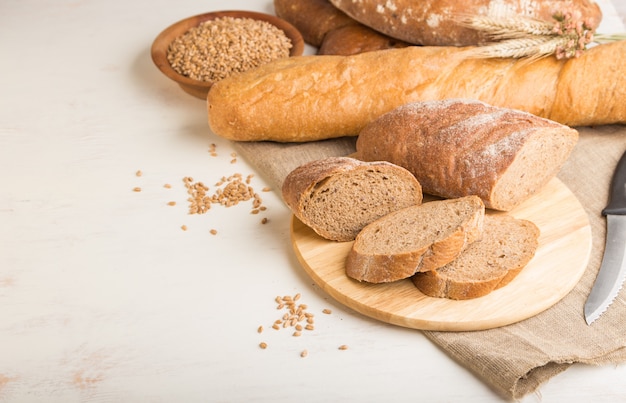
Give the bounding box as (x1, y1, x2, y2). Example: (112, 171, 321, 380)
(233, 125, 626, 400)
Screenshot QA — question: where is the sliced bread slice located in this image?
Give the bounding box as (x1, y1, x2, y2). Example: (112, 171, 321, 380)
(345, 196, 485, 283)
(282, 156, 423, 242)
(411, 214, 540, 300)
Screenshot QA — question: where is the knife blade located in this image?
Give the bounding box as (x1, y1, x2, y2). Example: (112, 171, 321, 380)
(585, 150, 626, 325)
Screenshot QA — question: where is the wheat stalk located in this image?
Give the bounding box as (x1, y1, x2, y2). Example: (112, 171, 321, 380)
(594, 33, 626, 43)
(464, 36, 570, 60)
(459, 10, 625, 60)
(460, 15, 554, 39)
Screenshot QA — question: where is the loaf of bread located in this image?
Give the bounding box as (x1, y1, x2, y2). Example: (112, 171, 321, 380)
(356, 99, 578, 211)
(318, 24, 409, 55)
(274, 0, 355, 47)
(273, 0, 409, 55)
(411, 215, 540, 300)
(329, 0, 602, 46)
(207, 41, 626, 142)
(282, 157, 423, 242)
(345, 196, 485, 283)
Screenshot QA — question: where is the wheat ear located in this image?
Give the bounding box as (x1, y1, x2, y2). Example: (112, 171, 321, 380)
(459, 15, 554, 39)
(463, 36, 572, 60)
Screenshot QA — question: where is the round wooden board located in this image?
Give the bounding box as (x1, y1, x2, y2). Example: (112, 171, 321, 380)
(290, 178, 592, 331)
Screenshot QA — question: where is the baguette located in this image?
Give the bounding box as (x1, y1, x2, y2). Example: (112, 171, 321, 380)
(282, 157, 422, 241)
(345, 196, 485, 283)
(329, 0, 602, 46)
(207, 41, 626, 142)
(356, 99, 578, 211)
(411, 215, 540, 300)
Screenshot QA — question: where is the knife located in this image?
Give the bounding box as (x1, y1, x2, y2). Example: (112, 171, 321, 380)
(585, 150, 626, 325)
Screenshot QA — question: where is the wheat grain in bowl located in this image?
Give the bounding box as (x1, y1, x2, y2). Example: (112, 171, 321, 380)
(167, 17, 292, 82)
(151, 10, 304, 99)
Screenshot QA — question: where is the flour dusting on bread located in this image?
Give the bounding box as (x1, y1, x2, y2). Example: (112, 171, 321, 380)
(356, 99, 578, 211)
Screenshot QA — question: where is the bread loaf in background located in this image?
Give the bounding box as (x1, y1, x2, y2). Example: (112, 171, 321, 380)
(411, 215, 540, 300)
(207, 41, 626, 142)
(274, 0, 354, 47)
(273, 0, 409, 55)
(329, 0, 602, 46)
(346, 196, 485, 283)
(318, 24, 409, 55)
(356, 99, 579, 211)
(282, 157, 423, 242)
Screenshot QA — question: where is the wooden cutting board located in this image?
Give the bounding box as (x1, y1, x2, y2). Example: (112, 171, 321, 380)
(290, 178, 592, 331)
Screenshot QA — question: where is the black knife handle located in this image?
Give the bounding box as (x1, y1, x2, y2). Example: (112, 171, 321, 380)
(603, 150, 626, 216)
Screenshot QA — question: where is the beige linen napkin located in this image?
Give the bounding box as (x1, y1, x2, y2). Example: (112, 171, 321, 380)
(233, 126, 626, 400)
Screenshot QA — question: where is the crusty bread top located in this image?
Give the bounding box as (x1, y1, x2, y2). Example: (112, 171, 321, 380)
(345, 196, 485, 283)
(412, 214, 540, 300)
(274, 0, 357, 47)
(318, 24, 410, 55)
(207, 42, 626, 142)
(329, 0, 602, 46)
(356, 99, 578, 211)
(282, 157, 423, 241)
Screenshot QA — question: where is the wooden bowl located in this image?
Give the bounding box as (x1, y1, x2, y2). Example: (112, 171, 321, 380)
(151, 10, 305, 99)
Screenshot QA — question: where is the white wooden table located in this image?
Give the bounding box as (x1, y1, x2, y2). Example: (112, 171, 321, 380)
(1, 0, 625, 401)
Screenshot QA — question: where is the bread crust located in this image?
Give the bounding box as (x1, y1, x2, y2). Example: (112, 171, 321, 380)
(207, 41, 626, 142)
(345, 196, 485, 283)
(356, 99, 578, 211)
(282, 157, 423, 241)
(282, 157, 362, 221)
(412, 215, 540, 300)
(274, 0, 356, 47)
(329, 0, 602, 46)
(318, 24, 410, 55)
(274, 0, 409, 55)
